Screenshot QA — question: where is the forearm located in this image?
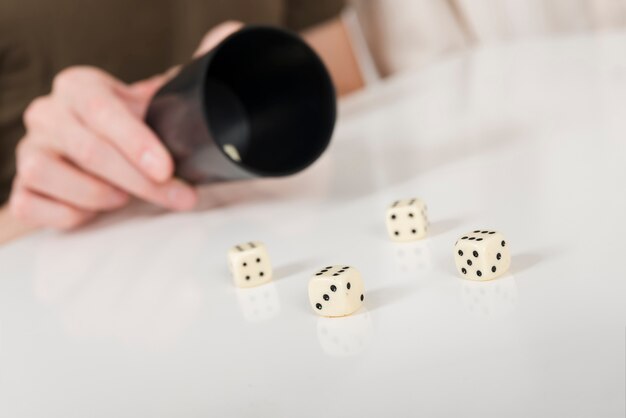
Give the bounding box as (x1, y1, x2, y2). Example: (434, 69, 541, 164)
(303, 18, 364, 96)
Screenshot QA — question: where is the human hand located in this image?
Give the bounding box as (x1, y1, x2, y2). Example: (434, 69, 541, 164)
(10, 21, 242, 229)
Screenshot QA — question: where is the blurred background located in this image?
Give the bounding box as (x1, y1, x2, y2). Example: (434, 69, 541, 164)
(349, 0, 626, 79)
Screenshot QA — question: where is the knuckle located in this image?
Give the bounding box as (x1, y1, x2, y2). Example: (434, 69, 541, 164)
(23, 97, 50, 127)
(84, 95, 112, 122)
(74, 137, 100, 166)
(18, 153, 46, 185)
(15, 139, 31, 161)
(9, 191, 32, 222)
(52, 67, 80, 92)
(52, 66, 100, 92)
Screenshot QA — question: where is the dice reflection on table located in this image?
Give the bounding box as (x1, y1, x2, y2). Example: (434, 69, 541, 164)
(390, 241, 433, 277)
(236, 282, 281, 322)
(316, 310, 373, 357)
(460, 275, 518, 317)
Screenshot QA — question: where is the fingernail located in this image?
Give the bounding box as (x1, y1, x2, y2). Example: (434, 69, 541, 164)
(167, 184, 196, 210)
(140, 150, 167, 181)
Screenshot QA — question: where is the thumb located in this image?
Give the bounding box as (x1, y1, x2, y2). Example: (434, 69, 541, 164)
(129, 74, 168, 98)
(193, 21, 244, 58)
(124, 75, 170, 117)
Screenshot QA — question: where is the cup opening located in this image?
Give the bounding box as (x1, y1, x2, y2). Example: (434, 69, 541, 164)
(203, 27, 336, 176)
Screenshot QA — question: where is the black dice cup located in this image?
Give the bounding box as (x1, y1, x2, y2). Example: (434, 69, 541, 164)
(145, 26, 336, 183)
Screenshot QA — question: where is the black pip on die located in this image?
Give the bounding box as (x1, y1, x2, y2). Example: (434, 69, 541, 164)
(228, 241, 272, 288)
(308, 266, 365, 317)
(386, 198, 429, 242)
(454, 230, 511, 281)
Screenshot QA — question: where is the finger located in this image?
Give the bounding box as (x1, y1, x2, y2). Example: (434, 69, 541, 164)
(163, 65, 182, 80)
(9, 185, 95, 230)
(53, 68, 173, 182)
(194, 21, 243, 58)
(29, 104, 197, 211)
(126, 74, 170, 110)
(16, 141, 129, 211)
(125, 69, 179, 117)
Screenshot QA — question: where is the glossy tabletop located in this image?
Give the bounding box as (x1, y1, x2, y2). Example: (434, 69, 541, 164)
(1, 31, 625, 418)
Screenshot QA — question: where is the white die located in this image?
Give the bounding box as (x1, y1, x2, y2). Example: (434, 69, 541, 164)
(454, 230, 511, 281)
(386, 198, 429, 242)
(228, 242, 272, 288)
(308, 266, 365, 317)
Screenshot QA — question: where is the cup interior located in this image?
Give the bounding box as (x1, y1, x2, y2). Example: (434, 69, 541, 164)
(202, 27, 336, 176)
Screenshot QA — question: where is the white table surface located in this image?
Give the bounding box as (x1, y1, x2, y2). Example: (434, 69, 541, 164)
(1, 31, 625, 418)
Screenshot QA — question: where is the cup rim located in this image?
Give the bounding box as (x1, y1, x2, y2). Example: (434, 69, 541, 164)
(198, 25, 337, 178)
